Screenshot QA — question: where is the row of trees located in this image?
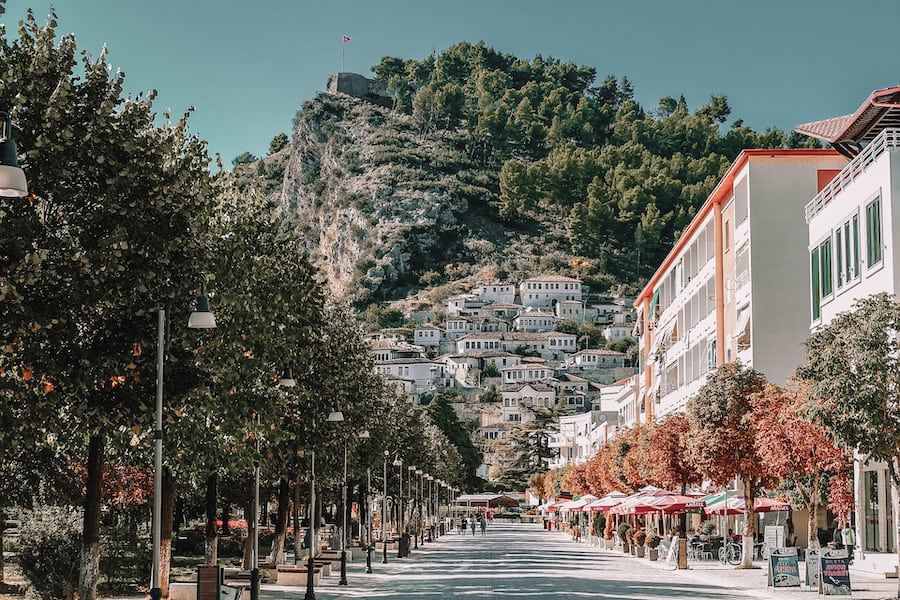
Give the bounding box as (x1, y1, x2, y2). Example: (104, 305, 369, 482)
(531, 362, 853, 568)
(0, 7, 470, 599)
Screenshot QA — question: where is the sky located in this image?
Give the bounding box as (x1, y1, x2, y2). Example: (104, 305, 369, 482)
(2, 0, 899, 168)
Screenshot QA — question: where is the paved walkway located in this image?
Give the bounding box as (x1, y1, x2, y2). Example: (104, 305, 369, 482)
(259, 522, 900, 599)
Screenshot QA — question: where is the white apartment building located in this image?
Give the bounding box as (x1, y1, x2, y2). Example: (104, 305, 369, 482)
(796, 86, 900, 564)
(635, 149, 846, 420)
(519, 275, 582, 308)
(546, 411, 610, 470)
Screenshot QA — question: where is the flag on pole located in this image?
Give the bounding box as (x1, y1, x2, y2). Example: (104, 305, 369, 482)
(342, 35, 352, 43)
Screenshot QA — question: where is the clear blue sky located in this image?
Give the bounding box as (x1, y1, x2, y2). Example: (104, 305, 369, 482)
(3, 0, 899, 168)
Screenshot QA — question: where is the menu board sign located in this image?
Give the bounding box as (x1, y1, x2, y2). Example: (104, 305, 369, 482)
(767, 547, 800, 588)
(819, 551, 851, 596)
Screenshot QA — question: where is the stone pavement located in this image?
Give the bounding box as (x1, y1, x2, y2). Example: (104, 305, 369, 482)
(257, 521, 900, 599)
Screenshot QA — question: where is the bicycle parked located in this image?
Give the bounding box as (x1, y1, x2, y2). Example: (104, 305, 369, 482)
(719, 539, 742, 565)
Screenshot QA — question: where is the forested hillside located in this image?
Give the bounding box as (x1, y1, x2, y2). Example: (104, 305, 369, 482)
(262, 42, 817, 304)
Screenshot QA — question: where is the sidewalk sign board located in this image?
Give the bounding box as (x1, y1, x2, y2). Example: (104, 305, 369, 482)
(818, 549, 851, 596)
(764, 525, 785, 555)
(767, 547, 800, 588)
(805, 548, 820, 588)
(666, 535, 679, 566)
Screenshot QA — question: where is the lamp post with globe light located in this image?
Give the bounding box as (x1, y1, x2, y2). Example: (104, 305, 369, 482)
(149, 290, 216, 600)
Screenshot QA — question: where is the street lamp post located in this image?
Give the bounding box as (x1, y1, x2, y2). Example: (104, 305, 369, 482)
(408, 465, 418, 550)
(382, 450, 389, 564)
(425, 475, 434, 542)
(365, 467, 373, 573)
(392, 456, 403, 558)
(339, 442, 348, 585)
(150, 293, 216, 600)
(304, 403, 343, 600)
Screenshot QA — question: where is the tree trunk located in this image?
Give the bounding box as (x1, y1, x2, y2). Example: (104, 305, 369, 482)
(807, 471, 820, 548)
(79, 432, 104, 600)
(204, 473, 218, 565)
(678, 483, 688, 569)
(741, 477, 756, 568)
(1, 502, 5, 583)
(293, 475, 302, 561)
(269, 478, 290, 565)
(160, 467, 175, 599)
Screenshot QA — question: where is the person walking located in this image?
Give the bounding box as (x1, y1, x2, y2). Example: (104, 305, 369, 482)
(832, 522, 844, 550)
(480, 515, 487, 536)
(471, 516, 477, 536)
(461, 517, 467, 535)
(841, 522, 855, 563)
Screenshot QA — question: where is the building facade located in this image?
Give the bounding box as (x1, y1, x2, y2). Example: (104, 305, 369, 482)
(635, 149, 846, 421)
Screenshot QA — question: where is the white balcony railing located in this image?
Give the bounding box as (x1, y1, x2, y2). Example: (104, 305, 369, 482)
(806, 128, 900, 222)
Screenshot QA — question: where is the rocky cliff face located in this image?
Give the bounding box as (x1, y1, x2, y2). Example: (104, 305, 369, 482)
(275, 92, 502, 304)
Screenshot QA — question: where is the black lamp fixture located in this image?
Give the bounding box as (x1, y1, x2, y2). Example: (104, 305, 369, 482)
(187, 284, 216, 329)
(278, 367, 297, 388)
(0, 112, 27, 198)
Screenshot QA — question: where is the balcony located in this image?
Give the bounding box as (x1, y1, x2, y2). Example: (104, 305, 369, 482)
(806, 128, 900, 221)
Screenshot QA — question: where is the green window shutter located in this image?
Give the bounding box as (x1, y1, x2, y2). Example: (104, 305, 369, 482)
(811, 248, 821, 321)
(852, 215, 860, 278)
(867, 198, 882, 267)
(820, 239, 833, 297)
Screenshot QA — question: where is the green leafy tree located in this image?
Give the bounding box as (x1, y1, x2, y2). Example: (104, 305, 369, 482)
(796, 293, 900, 587)
(426, 390, 482, 487)
(268, 132, 289, 155)
(0, 8, 215, 597)
(231, 151, 257, 167)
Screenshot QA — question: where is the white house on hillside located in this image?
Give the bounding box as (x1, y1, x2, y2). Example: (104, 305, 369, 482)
(513, 311, 557, 332)
(519, 274, 582, 309)
(473, 283, 516, 304)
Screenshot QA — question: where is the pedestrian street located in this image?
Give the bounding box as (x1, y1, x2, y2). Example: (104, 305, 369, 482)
(262, 522, 773, 600)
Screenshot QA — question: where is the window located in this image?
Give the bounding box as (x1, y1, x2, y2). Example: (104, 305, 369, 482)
(811, 247, 821, 321)
(835, 227, 844, 289)
(820, 238, 833, 298)
(867, 196, 883, 268)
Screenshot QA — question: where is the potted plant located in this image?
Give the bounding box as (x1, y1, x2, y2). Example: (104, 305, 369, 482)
(617, 522, 631, 553)
(592, 513, 605, 546)
(603, 513, 615, 550)
(646, 528, 661, 561)
(633, 528, 647, 558)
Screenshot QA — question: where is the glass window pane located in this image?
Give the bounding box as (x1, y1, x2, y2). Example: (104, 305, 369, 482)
(852, 215, 860, 277)
(835, 228, 844, 289)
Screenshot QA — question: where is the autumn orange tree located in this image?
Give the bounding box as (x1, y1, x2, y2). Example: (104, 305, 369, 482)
(750, 382, 852, 548)
(584, 440, 621, 496)
(649, 414, 701, 568)
(620, 426, 652, 491)
(688, 362, 772, 567)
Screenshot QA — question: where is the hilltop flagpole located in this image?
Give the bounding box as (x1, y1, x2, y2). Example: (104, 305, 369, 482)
(342, 35, 352, 71)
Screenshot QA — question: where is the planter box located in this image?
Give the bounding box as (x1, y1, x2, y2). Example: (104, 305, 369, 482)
(648, 548, 659, 561)
(636, 546, 645, 558)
